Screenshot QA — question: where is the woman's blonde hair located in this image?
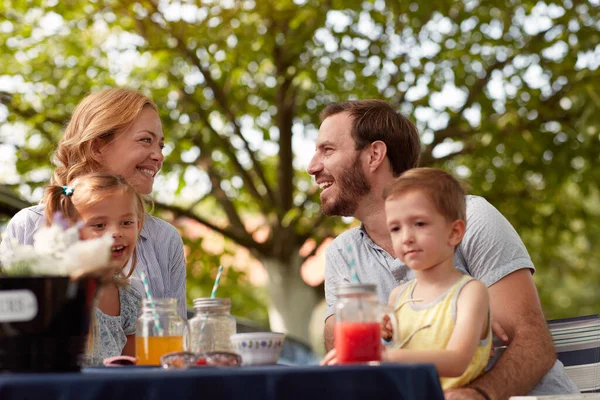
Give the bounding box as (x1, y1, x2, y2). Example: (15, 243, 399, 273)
(50, 87, 158, 187)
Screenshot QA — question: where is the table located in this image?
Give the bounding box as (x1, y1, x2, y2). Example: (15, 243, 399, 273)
(0, 363, 443, 400)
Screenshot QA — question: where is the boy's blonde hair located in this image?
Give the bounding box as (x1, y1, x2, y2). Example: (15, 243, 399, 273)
(50, 87, 157, 187)
(383, 168, 467, 223)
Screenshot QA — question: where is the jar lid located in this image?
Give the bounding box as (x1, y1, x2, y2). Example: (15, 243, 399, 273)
(193, 297, 231, 311)
(142, 298, 178, 309)
(336, 283, 376, 296)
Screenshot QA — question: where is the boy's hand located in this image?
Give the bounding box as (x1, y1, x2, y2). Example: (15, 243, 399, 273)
(489, 319, 510, 358)
(320, 349, 338, 366)
(491, 319, 509, 343)
(381, 314, 393, 342)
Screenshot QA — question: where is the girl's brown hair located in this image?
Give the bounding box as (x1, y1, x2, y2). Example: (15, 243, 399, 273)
(49, 87, 157, 187)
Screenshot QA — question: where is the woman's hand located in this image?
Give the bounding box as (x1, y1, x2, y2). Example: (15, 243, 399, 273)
(320, 348, 338, 366)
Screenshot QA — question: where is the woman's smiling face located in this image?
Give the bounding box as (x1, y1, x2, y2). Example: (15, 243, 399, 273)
(99, 107, 165, 195)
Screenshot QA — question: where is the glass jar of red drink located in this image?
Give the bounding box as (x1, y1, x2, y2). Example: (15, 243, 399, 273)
(334, 284, 397, 364)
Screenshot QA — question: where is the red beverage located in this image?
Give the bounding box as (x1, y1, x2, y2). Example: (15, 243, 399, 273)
(335, 322, 382, 364)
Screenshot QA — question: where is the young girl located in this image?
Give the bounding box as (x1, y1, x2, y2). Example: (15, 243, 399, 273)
(44, 172, 145, 366)
(322, 168, 491, 392)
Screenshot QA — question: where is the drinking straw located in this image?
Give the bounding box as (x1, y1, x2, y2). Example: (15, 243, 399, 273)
(346, 244, 361, 283)
(199, 266, 225, 348)
(139, 271, 164, 336)
(345, 244, 365, 320)
(210, 265, 224, 299)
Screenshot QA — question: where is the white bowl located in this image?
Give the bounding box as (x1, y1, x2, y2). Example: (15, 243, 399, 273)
(230, 332, 285, 366)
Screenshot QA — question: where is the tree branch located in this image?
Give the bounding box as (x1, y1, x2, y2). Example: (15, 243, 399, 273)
(273, 36, 296, 212)
(177, 89, 272, 213)
(422, 23, 559, 165)
(0, 186, 32, 217)
(139, 1, 278, 209)
(420, 142, 476, 166)
(152, 199, 270, 254)
(1, 92, 63, 146)
(192, 148, 251, 239)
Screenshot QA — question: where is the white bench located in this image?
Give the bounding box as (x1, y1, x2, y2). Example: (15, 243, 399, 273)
(549, 314, 600, 394)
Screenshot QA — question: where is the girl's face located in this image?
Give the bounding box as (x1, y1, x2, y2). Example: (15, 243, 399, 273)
(99, 107, 165, 195)
(76, 190, 142, 270)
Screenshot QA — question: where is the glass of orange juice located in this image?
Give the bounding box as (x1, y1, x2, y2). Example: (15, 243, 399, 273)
(136, 298, 187, 366)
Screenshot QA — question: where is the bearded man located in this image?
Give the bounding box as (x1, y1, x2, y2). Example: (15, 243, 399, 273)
(307, 100, 578, 399)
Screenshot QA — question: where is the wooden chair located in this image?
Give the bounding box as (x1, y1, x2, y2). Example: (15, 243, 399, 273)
(549, 314, 600, 393)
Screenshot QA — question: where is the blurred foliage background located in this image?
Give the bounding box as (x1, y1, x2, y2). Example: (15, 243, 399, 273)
(0, 0, 599, 344)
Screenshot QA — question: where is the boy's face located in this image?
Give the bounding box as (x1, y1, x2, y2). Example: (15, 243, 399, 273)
(76, 191, 142, 272)
(385, 189, 463, 271)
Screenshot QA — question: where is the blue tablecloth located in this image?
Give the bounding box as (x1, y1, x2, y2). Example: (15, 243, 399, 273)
(0, 363, 443, 400)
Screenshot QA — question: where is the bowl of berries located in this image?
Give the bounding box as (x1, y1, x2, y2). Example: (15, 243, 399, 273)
(160, 351, 241, 369)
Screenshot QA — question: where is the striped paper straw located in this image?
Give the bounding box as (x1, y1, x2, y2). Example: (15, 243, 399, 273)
(139, 271, 164, 336)
(346, 244, 361, 283)
(199, 265, 225, 342)
(210, 265, 224, 299)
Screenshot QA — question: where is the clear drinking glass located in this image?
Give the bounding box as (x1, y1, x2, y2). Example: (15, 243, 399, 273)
(189, 298, 236, 353)
(335, 284, 398, 364)
(135, 298, 187, 366)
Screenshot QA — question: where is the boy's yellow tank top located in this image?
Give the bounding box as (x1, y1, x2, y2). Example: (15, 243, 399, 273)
(394, 275, 491, 390)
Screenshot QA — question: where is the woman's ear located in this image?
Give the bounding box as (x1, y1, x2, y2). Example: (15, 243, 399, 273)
(448, 219, 466, 247)
(367, 140, 388, 172)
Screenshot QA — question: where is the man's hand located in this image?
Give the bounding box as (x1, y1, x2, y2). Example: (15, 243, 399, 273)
(320, 348, 338, 366)
(444, 387, 487, 400)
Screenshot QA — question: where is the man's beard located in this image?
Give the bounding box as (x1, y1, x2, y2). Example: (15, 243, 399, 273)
(322, 154, 371, 217)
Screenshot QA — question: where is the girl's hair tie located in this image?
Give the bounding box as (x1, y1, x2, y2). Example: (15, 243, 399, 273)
(61, 186, 75, 196)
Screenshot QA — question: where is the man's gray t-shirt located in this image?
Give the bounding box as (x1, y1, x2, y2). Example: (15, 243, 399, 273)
(324, 195, 578, 395)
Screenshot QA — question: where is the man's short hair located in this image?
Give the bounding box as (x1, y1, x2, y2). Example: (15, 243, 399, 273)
(320, 100, 421, 177)
(383, 167, 467, 223)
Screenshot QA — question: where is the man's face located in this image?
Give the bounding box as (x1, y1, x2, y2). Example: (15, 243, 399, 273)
(307, 112, 371, 217)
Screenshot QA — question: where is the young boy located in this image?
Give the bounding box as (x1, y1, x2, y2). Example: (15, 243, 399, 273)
(381, 167, 491, 390)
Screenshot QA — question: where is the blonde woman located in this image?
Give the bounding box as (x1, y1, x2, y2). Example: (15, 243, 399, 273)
(0, 88, 187, 319)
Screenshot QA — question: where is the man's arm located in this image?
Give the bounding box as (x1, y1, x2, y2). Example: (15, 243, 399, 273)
(324, 315, 335, 352)
(451, 269, 556, 399)
(446, 197, 556, 399)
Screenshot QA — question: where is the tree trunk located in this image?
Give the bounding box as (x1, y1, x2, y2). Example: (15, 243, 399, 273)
(261, 252, 319, 344)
